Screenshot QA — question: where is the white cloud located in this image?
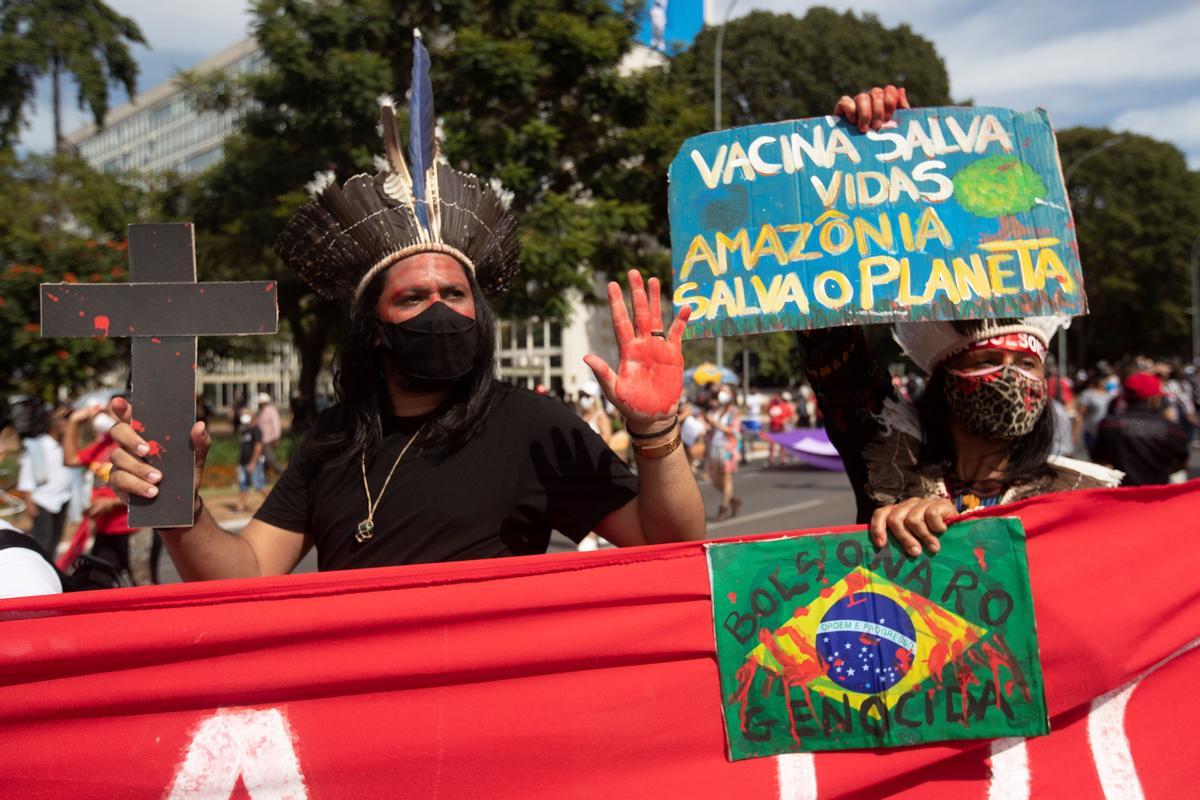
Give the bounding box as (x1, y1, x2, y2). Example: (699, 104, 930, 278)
(950, 5, 1200, 95)
(111, 0, 253, 54)
(740, 1, 1200, 166)
(1112, 96, 1200, 167)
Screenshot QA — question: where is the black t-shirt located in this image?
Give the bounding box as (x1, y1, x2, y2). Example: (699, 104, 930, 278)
(239, 426, 262, 465)
(1092, 407, 1189, 486)
(254, 388, 639, 571)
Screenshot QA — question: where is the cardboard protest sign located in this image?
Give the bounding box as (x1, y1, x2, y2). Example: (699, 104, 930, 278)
(707, 517, 1048, 758)
(669, 108, 1086, 338)
(40, 223, 278, 528)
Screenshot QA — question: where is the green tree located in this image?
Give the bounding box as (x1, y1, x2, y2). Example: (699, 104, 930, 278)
(0, 0, 146, 152)
(0, 151, 144, 397)
(1057, 128, 1200, 365)
(186, 0, 659, 403)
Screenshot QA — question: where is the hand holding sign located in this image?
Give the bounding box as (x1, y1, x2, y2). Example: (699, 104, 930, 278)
(584, 269, 691, 429)
(869, 495, 958, 556)
(834, 84, 909, 132)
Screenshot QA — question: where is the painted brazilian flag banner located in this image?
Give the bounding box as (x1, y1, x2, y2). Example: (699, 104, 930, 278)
(707, 518, 1048, 758)
(669, 107, 1088, 339)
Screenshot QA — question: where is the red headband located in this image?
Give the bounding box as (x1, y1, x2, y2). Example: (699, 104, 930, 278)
(964, 333, 1047, 362)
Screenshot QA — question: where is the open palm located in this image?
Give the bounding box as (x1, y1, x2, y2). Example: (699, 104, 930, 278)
(584, 269, 691, 427)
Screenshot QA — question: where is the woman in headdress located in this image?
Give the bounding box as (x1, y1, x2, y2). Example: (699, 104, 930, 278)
(801, 86, 1121, 557)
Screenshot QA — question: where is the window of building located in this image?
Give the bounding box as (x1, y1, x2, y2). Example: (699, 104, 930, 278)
(184, 146, 223, 173)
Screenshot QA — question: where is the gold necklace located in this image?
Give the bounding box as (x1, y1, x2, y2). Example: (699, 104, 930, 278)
(357, 425, 424, 543)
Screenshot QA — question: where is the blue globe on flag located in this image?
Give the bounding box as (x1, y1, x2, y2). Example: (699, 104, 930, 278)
(815, 592, 918, 694)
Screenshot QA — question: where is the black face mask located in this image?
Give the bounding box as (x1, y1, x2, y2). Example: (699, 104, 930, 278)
(378, 302, 478, 388)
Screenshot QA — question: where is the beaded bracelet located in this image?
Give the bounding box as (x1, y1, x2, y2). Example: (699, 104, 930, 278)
(627, 414, 679, 440)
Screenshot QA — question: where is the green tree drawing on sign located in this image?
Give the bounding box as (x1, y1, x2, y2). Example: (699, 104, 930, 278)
(953, 155, 1047, 218)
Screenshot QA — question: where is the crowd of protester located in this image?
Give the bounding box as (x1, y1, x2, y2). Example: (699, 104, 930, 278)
(0, 389, 292, 594)
(876, 356, 1196, 485)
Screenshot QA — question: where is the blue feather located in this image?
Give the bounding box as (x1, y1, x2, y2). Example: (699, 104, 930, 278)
(409, 29, 435, 228)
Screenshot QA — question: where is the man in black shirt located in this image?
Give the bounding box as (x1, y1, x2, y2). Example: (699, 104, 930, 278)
(1093, 373, 1189, 486)
(105, 38, 705, 578)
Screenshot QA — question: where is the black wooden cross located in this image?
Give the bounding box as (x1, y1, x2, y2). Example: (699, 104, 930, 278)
(40, 223, 279, 528)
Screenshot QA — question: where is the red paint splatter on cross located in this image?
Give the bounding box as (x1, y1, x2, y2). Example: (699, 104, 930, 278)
(144, 440, 167, 458)
(151, 338, 161, 344)
(46, 292, 60, 302)
(93, 315, 110, 337)
(131, 419, 146, 433)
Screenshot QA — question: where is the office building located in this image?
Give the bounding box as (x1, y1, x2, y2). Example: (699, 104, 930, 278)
(65, 38, 264, 175)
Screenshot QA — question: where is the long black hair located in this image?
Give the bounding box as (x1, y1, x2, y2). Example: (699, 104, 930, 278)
(914, 367, 1056, 485)
(307, 265, 506, 467)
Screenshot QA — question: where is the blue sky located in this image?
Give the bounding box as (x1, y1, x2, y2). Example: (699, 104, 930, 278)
(17, 0, 1200, 167)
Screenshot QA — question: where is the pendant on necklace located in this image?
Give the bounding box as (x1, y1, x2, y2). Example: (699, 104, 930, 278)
(356, 519, 375, 543)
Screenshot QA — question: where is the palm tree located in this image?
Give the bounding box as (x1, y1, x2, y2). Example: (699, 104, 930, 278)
(0, 0, 146, 153)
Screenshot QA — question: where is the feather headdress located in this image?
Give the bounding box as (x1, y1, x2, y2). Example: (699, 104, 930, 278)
(893, 316, 1066, 375)
(275, 30, 520, 302)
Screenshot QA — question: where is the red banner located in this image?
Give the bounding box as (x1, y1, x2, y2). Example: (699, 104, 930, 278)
(2, 481, 1197, 799)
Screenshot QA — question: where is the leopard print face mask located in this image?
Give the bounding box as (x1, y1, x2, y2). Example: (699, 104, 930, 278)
(942, 364, 1047, 441)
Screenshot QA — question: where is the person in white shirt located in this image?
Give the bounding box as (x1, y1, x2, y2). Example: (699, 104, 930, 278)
(15, 405, 75, 558)
(0, 518, 63, 598)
